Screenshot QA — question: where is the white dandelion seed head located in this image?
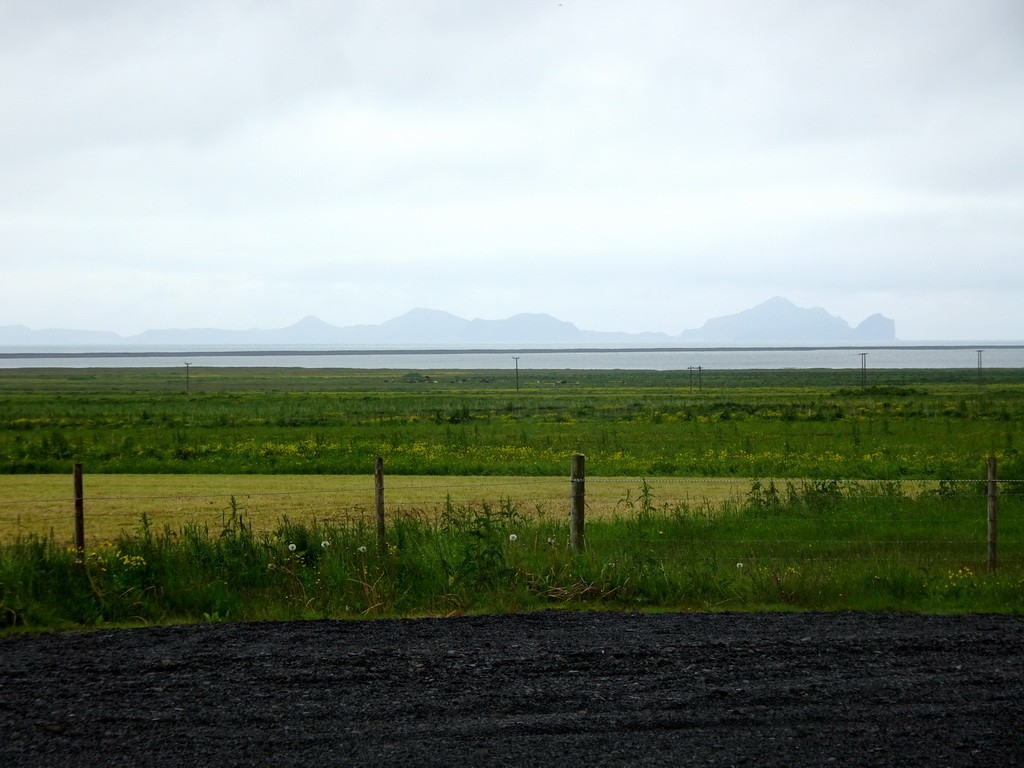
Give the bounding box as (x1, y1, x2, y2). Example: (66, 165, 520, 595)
(358, 546, 367, 553)
(321, 541, 330, 548)
(508, 534, 518, 542)
(737, 562, 744, 569)
(547, 538, 555, 545)
(288, 543, 297, 552)
(268, 563, 276, 570)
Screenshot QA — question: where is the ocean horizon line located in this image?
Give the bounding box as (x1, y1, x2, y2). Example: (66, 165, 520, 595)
(3, 341, 1024, 360)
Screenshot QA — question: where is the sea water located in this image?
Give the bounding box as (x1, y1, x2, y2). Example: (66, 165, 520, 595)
(1, 342, 1022, 370)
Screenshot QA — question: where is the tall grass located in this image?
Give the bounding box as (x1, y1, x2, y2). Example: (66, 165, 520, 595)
(3, 483, 1021, 632)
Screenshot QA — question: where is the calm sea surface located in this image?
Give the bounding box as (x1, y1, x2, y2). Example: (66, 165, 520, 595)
(2, 343, 1023, 370)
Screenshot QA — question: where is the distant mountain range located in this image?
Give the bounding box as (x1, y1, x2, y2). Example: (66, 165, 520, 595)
(0, 297, 896, 346)
(679, 297, 895, 343)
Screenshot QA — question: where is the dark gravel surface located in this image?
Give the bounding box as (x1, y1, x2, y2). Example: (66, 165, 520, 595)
(1, 611, 1022, 767)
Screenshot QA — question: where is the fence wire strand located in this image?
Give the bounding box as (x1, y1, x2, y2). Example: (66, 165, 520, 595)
(3, 470, 1022, 572)
(1, 476, 1019, 507)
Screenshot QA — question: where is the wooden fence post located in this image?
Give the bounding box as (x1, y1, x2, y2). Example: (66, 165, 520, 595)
(375, 457, 386, 554)
(73, 462, 85, 566)
(570, 453, 586, 553)
(987, 456, 997, 573)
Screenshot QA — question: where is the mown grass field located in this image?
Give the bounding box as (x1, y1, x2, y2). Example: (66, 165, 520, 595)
(0, 473, 753, 543)
(1, 365, 1022, 629)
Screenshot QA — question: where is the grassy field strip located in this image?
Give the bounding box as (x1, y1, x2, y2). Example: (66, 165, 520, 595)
(0, 474, 755, 543)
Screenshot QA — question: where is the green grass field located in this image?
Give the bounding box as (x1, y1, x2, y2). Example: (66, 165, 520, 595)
(2, 366, 1022, 479)
(3, 477, 1021, 630)
(1, 366, 1022, 630)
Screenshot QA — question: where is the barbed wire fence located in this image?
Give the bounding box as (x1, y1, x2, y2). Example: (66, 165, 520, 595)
(1, 456, 1021, 572)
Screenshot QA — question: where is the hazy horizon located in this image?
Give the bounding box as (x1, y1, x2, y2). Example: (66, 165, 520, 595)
(3, 2, 1023, 340)
(2, 298, 1023, 344)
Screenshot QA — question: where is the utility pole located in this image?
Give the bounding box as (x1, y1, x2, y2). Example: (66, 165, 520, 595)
(859, 353, 867, 389)
(512, 356, 520, 392)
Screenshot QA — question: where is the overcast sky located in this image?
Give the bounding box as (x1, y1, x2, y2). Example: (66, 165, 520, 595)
(2, 0, 1022, 340)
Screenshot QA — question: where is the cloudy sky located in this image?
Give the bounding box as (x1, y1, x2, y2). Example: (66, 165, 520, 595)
(2, 0, 1022, 340)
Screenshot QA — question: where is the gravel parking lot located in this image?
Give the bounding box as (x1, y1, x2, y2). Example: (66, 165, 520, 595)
(2, 611, 1022, 767)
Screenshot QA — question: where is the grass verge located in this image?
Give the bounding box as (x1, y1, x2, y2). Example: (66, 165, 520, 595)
(2, 479, 1020, 632)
